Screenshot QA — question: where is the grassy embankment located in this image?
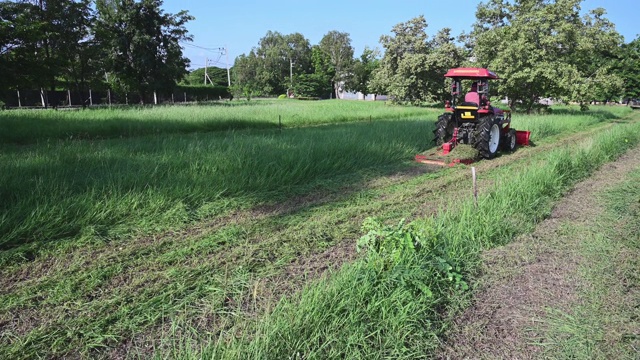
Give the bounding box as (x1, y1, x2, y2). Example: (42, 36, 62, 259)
(0, 102, 635, 358)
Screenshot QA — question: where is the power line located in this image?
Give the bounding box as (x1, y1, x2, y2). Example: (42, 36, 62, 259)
(180, 42, 225, 53)
(181, 41, 231, 86)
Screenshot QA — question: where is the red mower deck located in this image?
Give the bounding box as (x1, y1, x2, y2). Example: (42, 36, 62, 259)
(415, 144, 476, 167)
(416, 130, 530, 167)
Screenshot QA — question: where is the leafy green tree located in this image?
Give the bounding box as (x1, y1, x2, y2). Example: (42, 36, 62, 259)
(94, 0, 193, 103)
(232, 51, 260, 100)
(0, 0, 94, 105)
(472, 0, 623, 112)
(613, 36, 640, 103)
(292, 73, 331, 98)
(319, 30, 354, 99)
(233, 31, 311, 96)
(182, 66, 229, 86)
(344, 47, 380, 99)
(0, 1, 43, 91)
(371, 16, 464, 105)
(308, 45, 334, 97)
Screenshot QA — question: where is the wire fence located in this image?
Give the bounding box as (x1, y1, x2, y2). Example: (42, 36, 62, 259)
(1, 87, 231, 109)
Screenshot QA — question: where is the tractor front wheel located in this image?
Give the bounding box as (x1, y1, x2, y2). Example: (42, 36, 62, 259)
(433, 113, 455, 146)
(474, 116, 501, 159)
(502, 128, 517, 152)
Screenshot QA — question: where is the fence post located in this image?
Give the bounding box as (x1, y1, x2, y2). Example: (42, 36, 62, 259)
(153, 91, 158, 105)
(68, 89, 72, 106)
(89, 89, 93, 106)
(184, 92, 187, 103)
(40, 88, 46, 107)
(108, 89, 112, 106)
(472, 167, 478, 208)
(17, 90, 21, 107)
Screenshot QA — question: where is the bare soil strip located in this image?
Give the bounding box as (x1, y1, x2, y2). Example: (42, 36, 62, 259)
(438, 144, 640, 359)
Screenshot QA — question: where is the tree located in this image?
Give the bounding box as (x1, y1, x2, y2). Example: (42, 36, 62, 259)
(0, 1, 43, 92)
(344, 47, 380, 99)
(182, 66, 229, 86)
(371, 16, 464, 105)
(615, 36, 640, 102)
(319, 31, 354, 99)
(233, 31, 311, 97)
(94, 0, 193, 103)
(0, 0, 94, 106)
(471, 0, 623, 112)
(232, 52, 260, 100)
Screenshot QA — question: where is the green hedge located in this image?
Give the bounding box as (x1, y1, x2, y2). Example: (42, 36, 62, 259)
(173, 85, 231, 100)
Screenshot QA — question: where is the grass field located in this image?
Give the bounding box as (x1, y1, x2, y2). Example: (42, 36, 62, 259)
(0, 99, 440, 144)
(0, 101, 636, 358)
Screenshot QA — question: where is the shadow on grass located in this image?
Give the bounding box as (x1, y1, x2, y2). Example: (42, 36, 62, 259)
(0, 113, 281, 145)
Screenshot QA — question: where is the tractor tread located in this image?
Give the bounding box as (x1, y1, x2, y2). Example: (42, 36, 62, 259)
(433, 113, 454, 145)
(473, 116, 499, 159)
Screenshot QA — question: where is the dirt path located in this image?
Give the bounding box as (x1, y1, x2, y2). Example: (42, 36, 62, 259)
(438, 144, 640, 359)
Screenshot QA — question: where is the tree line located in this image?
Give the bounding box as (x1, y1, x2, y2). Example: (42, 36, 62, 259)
(233, 0, 640, 111)
(2, 0, 639, 111)
(0, 0, 193, 106)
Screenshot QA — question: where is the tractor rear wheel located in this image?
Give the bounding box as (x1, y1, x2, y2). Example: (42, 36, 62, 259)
(433, 113, 455, 145)
(473, 116, 501, 159)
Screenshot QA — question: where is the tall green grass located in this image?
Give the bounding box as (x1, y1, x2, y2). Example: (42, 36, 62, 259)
(0, 106, 634, 358)
(0, 106, 627, 255)
(203, 120, 640, 359)
(0, 119, 432, 252)
(0, 100, 439, 144)
(515, 106, 631, 140)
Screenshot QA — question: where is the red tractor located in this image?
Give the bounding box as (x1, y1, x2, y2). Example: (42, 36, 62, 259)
(433, 68, 528, 159)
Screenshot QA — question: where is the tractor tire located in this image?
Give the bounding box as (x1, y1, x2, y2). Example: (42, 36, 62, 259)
(502, 128, 517, 152)
(433, 113, 455, 145)
(473, 116, 501, 159)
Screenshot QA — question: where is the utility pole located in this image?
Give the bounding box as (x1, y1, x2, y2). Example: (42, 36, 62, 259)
(204, 57, 208, 85)
(225, 45, 231, 87)
(290, 58, 294, 88)
(204, 57, 213, 85)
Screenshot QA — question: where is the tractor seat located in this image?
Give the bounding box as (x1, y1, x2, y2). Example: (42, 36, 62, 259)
(464, 91, 481, 106)
(460, 101, 479, 107)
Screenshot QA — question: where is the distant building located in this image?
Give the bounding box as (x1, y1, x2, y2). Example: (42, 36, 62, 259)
(336, 83, 387, 101)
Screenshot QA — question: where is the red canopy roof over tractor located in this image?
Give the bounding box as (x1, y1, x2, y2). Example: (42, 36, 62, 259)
(444, 68, 499, 80)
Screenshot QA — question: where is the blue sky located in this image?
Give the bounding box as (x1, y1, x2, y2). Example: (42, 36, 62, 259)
(161, 0, 639, 69)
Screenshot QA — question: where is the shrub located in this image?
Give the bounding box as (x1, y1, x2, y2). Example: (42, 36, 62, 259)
(174, 85, 231, 100)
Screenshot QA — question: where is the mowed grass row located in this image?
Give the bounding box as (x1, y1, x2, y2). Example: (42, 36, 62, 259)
(0, 100, 441, 144)
(203, 116, 640, 359)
